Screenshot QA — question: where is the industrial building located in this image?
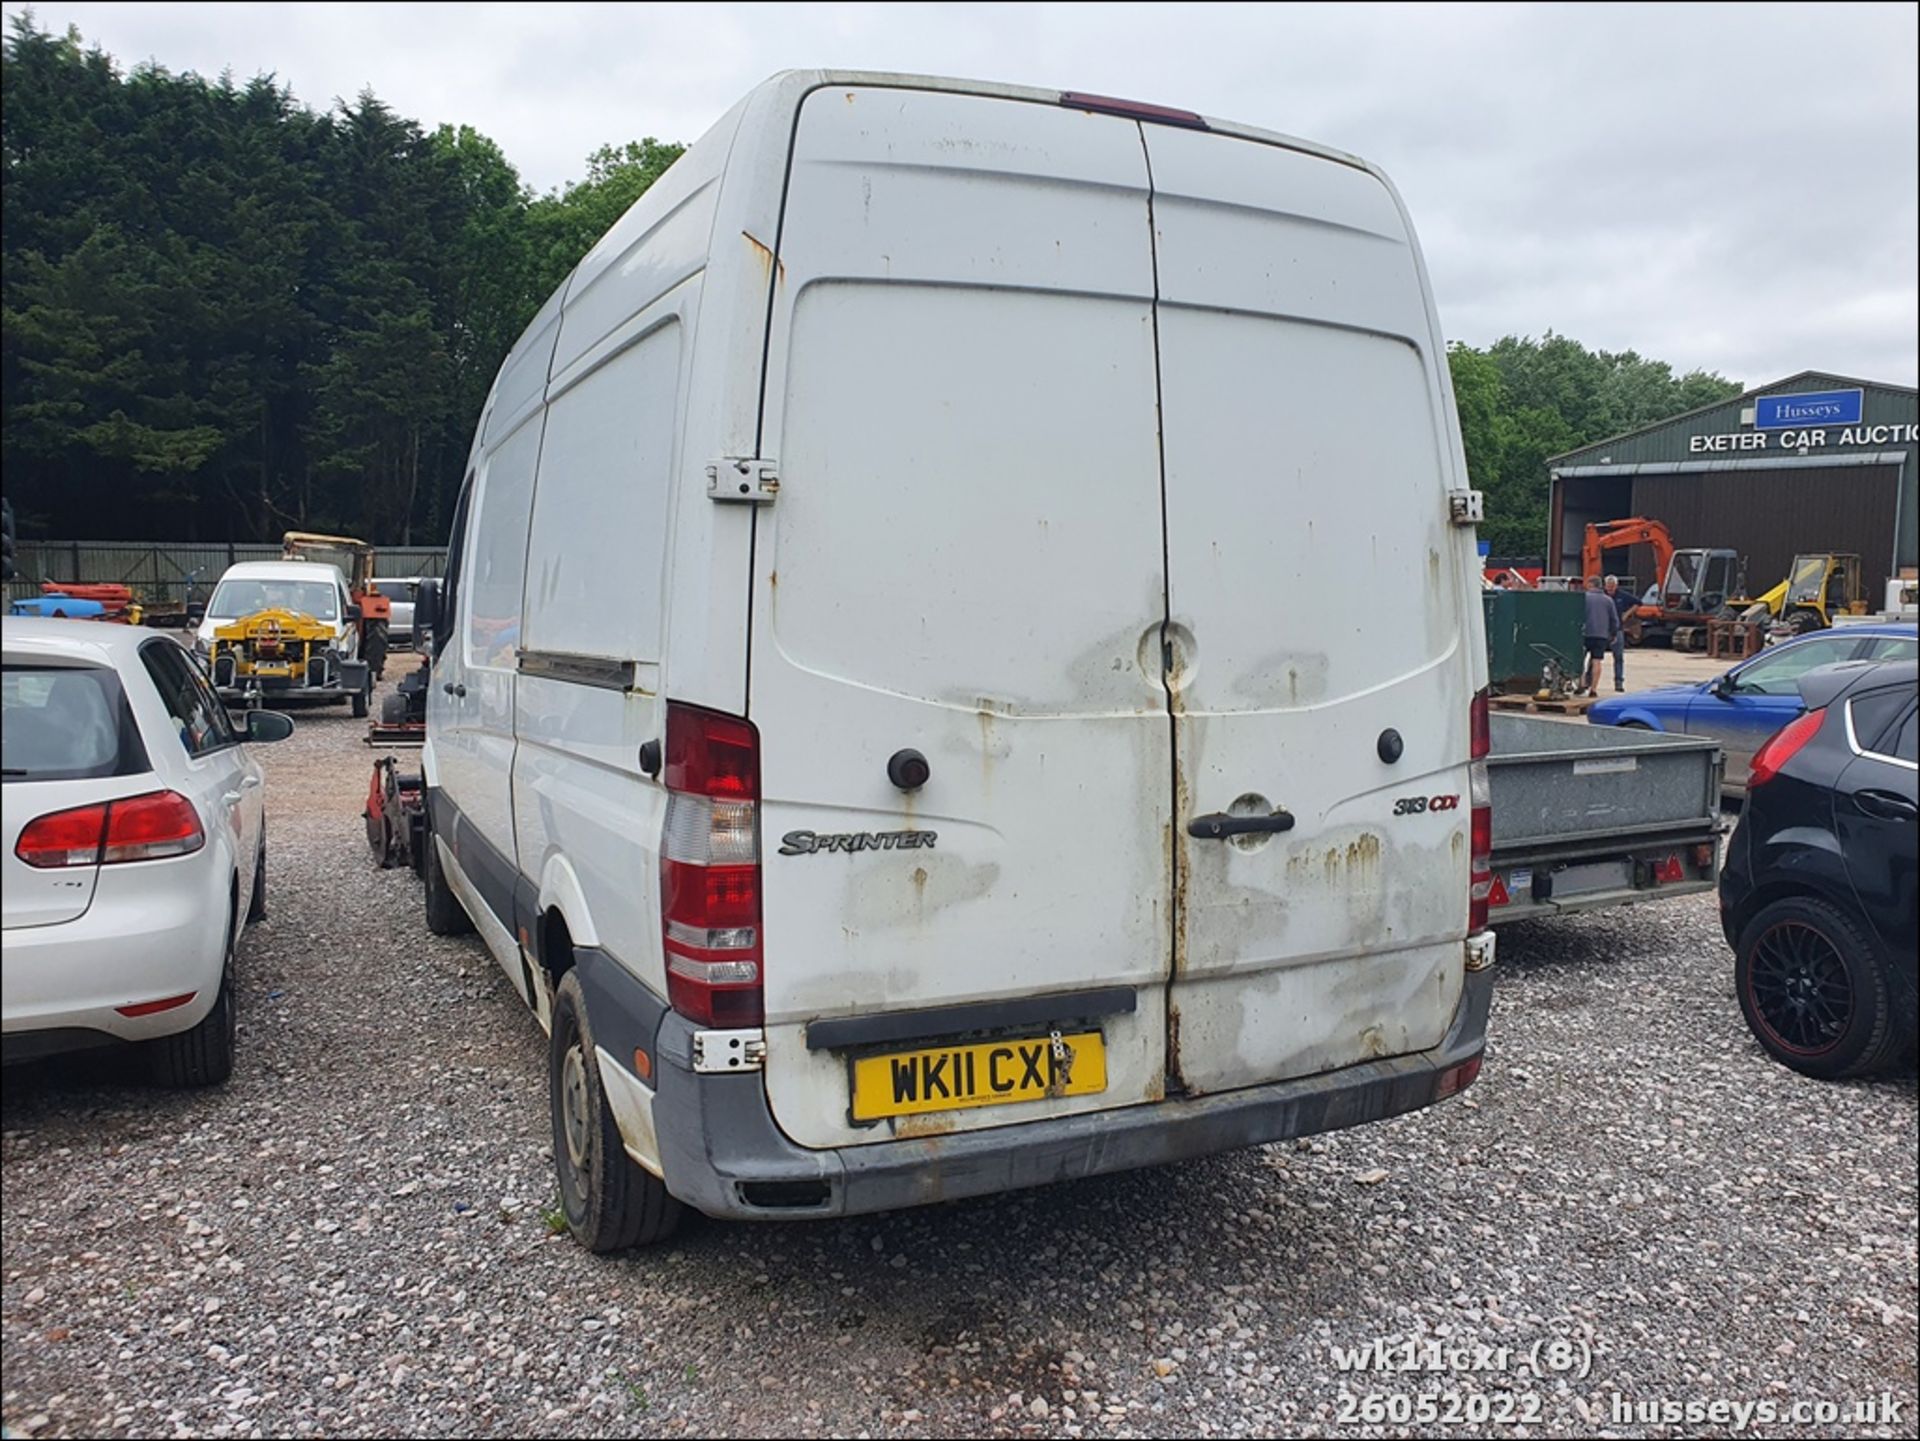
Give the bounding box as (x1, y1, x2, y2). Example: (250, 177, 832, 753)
(1546, 372, 1918, 605)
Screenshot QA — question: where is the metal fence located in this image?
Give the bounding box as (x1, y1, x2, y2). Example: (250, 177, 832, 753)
(5, 540, 449, 608)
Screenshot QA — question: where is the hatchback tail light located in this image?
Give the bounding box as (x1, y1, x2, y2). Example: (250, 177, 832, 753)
(1748, 709, 1825, 789)
(1468, 689, 1493, 932)
(660, 703, 764, 1026)
(15, 791, 205, 869)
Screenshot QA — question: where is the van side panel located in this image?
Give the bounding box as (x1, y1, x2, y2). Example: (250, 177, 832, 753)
(436, 412, 541, 932)
(1142, 127, 1473, 1094)
(512, 318, 686, 1002)
(751, 88, 1177, 1151)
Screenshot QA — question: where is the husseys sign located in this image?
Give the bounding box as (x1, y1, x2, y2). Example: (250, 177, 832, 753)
(1689, 387, 1916, 455)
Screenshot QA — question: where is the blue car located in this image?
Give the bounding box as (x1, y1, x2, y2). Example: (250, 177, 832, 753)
(1589, 621, 1918, 791)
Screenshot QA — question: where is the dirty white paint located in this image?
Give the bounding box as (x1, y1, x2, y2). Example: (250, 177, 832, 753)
(436, 70, 1485, 1179)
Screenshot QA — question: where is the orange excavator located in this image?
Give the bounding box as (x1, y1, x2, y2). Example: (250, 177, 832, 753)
(1581, 518, 1743, 649)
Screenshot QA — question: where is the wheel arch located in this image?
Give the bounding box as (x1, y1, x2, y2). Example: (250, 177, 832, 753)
(1597, 706, 1669, 731)
(536, 852, 600, 974)
(1728, 873, 1857, 944)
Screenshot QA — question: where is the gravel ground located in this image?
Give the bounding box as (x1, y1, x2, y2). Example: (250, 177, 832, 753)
(3, 678, 1915, 1439)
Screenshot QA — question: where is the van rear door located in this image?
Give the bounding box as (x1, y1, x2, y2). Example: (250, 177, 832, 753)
(749, 88, 1175, 1150)
(1141, 126, 1471, 1094)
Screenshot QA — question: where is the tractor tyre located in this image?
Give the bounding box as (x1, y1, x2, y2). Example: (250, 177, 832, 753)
(365, 620, 390, 680)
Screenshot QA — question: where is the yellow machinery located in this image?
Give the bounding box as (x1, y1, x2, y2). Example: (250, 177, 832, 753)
(1736, 554, 1867, 636)
(281, 532, 392, 676)
(210, 607, 369, 713)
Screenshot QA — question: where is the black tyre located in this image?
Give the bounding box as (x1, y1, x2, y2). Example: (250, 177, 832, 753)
(550, 971, 681, 1251)
(247, 835, 267, 923)
(365, 620, 389, 680)
(351, 681, 370, 719)
(149, 911, 237, 1087)
(1735, 895, 1902, 1079)
(423, 822, 474, 936)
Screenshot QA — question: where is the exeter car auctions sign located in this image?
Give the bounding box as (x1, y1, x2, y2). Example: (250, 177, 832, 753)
(1688, 419, 1918, 454)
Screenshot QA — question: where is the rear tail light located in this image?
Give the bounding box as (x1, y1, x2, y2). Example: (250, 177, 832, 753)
(1468, 689, 1493, 932)
(660, 703, 764, 1026)
(1748, 709, 1825, 789)
(1652, 854, 1685, 885)
(15, 791, 204, 869)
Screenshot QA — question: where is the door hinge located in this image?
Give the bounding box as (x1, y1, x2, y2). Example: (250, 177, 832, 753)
(1448, 488, 1484, 526)
(707, 458, 779, 504)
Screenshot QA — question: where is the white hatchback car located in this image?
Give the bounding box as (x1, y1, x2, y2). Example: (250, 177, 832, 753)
(2, 618, 293, 1084)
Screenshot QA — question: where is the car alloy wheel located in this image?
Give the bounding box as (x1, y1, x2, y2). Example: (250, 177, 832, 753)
(1746, 919, 1852, 1056)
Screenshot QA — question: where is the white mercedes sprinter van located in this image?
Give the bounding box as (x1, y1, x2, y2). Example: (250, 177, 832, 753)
(419, 71, 1495, 1250)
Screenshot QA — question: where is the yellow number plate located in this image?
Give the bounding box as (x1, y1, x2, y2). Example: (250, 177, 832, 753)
(850, 1031, 1107, 1121)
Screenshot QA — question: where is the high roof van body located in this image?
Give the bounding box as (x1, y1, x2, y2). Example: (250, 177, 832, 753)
(421, 71, 1495, 1249)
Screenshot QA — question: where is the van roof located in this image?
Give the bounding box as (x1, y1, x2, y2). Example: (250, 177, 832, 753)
(214, 561, 348, 586)
(749, 69, 1374, 172)
(477, 67, 1398, 466)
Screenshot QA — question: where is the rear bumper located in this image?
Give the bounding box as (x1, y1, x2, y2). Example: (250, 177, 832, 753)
(646, 956, 1495, 1222)
(2, 856, 228, 1059)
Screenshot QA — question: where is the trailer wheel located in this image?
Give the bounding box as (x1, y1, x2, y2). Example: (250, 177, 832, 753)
(351, 680, 370, 718)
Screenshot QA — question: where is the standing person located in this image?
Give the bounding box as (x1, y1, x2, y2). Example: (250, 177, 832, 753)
(1604, 575, 1631, 693)
(1581, 576, 1619, 697)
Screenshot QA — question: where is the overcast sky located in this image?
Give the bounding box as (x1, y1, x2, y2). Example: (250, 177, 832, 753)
(11, 1, 1918, 387)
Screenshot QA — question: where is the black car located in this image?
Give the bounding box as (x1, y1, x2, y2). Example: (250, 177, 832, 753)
(1720, 658, 1917, 1079)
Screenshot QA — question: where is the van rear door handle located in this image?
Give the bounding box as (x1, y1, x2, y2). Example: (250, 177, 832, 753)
(1856, 789, 1917, 821)
(443, 683, 466, 698)
(1187, 811, 1296, 840)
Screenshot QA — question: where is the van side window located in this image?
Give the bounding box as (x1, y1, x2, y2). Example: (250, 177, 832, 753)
(437, 477, 474, 657)
(520, 321, 682, 663)
(465, 423, 541, 670)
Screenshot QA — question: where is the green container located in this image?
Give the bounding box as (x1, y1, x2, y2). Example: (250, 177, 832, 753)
(1482, 590, 1586, 694)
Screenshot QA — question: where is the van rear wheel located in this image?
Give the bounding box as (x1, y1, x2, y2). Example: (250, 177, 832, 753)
(550, 971, 681, 1251)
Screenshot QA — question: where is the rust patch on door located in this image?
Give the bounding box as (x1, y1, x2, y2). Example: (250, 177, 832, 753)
(743, 229, 784, 284)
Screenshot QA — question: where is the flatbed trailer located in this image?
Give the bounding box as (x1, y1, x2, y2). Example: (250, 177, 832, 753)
(1487, 713, 1723, 923)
